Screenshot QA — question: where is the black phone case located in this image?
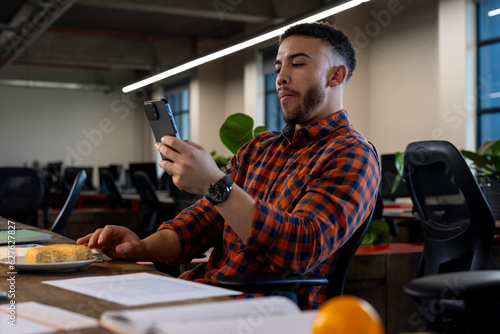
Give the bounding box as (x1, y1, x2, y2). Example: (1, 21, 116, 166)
(143, 99, 180, 160)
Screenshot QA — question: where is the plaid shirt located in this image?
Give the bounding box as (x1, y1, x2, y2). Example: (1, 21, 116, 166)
(159, 109, 380, 309)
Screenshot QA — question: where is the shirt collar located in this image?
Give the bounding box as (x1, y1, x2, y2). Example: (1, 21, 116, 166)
(281, 109, 350, 142)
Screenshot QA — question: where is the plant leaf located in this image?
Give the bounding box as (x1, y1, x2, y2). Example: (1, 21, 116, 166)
(219, 113, 254, 154)
(390, 152, 405, 194)
(478, 139, 500, 156)
(461, 150, 491, 166)
(361, 219, 390, 245)
(253, 126, 267, 137)
(394, 152, 405, 176)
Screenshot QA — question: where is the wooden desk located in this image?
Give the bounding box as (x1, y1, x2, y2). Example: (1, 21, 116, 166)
(0, 218, 224, 334)
(121, 190, 174, 204)
(345, 243, 424, 334)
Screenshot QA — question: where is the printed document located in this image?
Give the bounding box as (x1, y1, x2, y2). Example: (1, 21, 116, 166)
(0, 301, 97, 334)
(42, 272, 241, 306)
(99, 295, 307, 334)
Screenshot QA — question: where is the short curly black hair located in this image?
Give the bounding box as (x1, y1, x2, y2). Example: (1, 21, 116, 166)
(278, 22, 356, 82)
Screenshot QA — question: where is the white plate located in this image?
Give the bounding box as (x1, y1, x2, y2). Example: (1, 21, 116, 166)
(0, 256, 97, 272)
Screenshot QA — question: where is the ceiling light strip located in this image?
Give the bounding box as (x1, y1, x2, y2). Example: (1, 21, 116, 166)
(488, 8, 500, 17)
(122, 0, 369, 93)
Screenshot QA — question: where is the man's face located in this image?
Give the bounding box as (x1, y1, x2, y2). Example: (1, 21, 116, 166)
(275, 36, 336, 126)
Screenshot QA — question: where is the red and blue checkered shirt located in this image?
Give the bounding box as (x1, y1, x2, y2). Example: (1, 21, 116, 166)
(159, 109, 380, 309)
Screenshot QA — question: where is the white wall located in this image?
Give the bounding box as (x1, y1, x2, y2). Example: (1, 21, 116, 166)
(0, 86, 152, 186)
(336, 0, 469, 154)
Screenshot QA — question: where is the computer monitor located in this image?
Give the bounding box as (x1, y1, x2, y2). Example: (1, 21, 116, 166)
(380, 153, 410, 201)
(64, 166, 94, 190)
(128, 162, 159, 189)
(99, 165, 123, 184)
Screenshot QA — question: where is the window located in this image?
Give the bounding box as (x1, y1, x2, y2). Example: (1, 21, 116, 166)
(477, 0, 500, 144)
(261, 47, 285, 131)
(164, 81, 190, 140)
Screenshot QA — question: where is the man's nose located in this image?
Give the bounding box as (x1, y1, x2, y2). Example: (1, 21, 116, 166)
(276, 71, 289, 86)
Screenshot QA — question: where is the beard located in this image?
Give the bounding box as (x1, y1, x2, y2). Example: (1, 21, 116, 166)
(281, 81, 326, 126)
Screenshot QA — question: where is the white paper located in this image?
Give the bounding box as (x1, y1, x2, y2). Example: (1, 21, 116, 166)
(0, 301, 98, 334)
(100, 296, 301, 334)
(42, 272, 241, 306)
(148, 310, 317, 334)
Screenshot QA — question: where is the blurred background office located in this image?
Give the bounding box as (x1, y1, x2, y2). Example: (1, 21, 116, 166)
(0, 0, 498, 191)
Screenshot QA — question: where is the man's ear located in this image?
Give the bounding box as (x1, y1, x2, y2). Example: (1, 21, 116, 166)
(328, 65, 348, 87)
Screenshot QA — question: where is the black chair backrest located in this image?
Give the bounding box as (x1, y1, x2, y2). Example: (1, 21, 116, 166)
(133, 170, 161, 238)
(50, 170, 87, 235)
(48, 161, 70, 196)
(404, 140, 495, 276)
(326, 199, 375, 298)
(0, 167, 44, 226)
(166, 173, 202, 213)
(100, 169, 123, 209)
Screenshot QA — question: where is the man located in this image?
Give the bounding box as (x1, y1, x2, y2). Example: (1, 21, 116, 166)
(78, 22, 380, 310)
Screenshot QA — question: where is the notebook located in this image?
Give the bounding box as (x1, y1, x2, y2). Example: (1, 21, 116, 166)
(0, 229, 52, 245)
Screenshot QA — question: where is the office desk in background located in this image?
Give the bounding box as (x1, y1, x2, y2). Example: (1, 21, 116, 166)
(42, 189, 177, 240)
(78, 190, 175, 209)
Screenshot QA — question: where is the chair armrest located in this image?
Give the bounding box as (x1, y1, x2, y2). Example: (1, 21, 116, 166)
(404, 270, 500, 299)
(216, 272, 329, 291)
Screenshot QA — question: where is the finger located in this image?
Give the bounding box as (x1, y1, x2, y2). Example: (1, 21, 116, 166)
(158, 156, 179, 177)
(86, 229, 104, 248)
(160, 136, 193, 152)
(116, 242, 130, 255)
(116, 241, 143, 260)
(76, 234, 91, 245)
(183, 139, 205, 151)
(97, 225, 118, 246)
(155, 142, 182, 163)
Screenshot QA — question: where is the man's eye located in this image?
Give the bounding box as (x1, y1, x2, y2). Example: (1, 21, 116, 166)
(275, 67, 281, 74)
(292, 63, 304, 67)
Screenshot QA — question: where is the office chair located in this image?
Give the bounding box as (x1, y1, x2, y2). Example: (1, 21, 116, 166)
(405, 270, 500, 334)
(50, 170, 87, 236)
(164, 172, 203, 213)
(0, 167, 44, 227)
(48, 161, 70, 209)
(402, 140, 495, 333)
(100, 169, 124, 209)
(133, 171, 165, 239)
(216, 202, 376, 305)
(372, 191, 398, 238)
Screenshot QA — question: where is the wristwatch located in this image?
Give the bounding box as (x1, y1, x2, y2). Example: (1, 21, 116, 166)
(206, 175, 233, 205)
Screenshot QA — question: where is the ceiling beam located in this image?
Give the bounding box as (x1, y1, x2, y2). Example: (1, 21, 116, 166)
(76, 0, 278, 24)
(0, 0, 78, 73)
(14, 28, 196, 71)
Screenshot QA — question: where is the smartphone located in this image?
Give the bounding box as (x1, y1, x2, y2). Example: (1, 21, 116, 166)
(143, 99, 180, 160)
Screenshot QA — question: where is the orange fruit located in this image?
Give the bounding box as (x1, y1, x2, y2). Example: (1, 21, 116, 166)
(312, 295, 385, 334)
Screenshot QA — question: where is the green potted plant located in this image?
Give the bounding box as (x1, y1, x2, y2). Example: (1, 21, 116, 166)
(211, 113, 266, 171)
(219, 113, 266, 154)
(461, 139, 500, 219)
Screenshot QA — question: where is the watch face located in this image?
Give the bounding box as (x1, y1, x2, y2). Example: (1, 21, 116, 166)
(208, 183, 229, 202)
(207, 176, 233, 203)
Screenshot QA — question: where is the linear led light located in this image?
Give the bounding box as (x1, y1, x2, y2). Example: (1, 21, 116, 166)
(122, 0, 370, 93)
(0, 79, 113, 92)
(488, 8, 500, 17)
